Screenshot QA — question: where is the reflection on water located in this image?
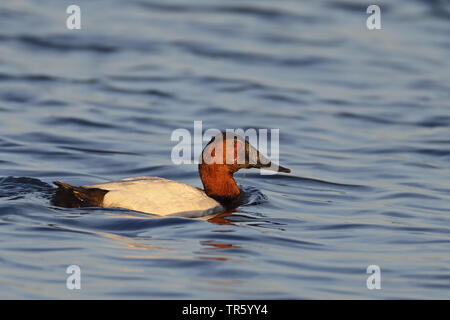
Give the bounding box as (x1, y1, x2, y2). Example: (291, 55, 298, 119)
(198, 241, 240, 261)
(0, 0, 450, 299)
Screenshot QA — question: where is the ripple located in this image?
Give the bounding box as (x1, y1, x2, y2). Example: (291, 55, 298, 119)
(0, 0, 449, 300)
(102, 84, 175, 99)
(41, 117, 116, 129)
(58, 146, 141, 156)
(4, 34, 118, 53)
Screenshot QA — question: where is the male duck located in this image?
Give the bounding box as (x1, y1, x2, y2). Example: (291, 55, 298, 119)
(52, 132, 290, 217)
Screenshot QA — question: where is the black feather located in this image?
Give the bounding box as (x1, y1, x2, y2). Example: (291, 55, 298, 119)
(52, 181, 108, 208)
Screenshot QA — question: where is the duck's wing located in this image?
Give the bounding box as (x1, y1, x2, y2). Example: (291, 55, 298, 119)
(52, 181, 108, 208)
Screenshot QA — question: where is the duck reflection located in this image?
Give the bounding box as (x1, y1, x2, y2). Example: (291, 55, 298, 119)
(205, 211, 235, 225)
(197, 237, 241, 262)
(200, 240, 240, 250)
(204, 210, 258, 226)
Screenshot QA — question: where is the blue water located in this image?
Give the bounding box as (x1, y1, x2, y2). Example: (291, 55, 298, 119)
(0, 0, 449, 299)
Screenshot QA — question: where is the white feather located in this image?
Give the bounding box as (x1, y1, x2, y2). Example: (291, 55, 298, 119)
(85, 176, 224, 217)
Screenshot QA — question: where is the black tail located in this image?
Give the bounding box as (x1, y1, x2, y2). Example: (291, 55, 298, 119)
(52, 181, 108, 208)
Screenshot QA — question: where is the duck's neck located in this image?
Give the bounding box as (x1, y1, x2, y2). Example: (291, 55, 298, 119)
(199, 165, 241, 206)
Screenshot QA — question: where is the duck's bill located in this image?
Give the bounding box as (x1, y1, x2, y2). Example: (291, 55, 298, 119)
(256, 151, 290, 173)
(242, 143, 291, 174)
(257, 162, 291, 173)
(271, 163, 291, 173)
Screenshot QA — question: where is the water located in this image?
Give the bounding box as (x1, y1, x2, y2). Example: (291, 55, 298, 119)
(0, 0, 449, 299)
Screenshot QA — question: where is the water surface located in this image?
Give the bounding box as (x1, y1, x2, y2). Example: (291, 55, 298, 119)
(0, 0, 449, 299)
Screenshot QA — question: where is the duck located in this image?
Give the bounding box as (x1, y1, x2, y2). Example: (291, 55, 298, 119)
(51, 132, 291, 217)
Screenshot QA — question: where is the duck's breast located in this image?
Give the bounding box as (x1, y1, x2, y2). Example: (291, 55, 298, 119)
(85, 177, 224, 217)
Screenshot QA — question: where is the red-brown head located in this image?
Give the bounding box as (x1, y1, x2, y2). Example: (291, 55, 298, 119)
(198, 132, 290, 205)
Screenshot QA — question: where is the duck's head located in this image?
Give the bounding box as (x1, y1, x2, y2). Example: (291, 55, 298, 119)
(198, 132, 290, 205)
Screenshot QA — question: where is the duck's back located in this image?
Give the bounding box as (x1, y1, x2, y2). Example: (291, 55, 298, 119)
(86, 177, 224, 217)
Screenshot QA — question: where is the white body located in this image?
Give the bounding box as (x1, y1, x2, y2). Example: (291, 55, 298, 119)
(85, 176, 224, 217)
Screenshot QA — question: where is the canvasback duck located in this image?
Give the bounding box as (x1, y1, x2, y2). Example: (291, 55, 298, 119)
(52, 132, 290, 217)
